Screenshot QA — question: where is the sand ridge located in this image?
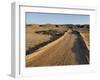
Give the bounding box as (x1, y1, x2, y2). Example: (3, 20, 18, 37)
(26, 30, 89, 67)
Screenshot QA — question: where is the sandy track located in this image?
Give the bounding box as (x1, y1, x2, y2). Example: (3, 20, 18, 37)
(80, 32, 89, 49)
(26, 30, 89, 67)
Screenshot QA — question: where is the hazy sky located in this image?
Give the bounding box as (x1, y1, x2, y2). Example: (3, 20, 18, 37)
(26, 12, 90, 25)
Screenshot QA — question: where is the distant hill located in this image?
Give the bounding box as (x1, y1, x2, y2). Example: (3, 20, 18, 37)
(26, 24, 89, 29)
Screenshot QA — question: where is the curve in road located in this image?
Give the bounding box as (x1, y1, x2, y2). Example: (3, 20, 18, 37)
(26, 30, 89, 67)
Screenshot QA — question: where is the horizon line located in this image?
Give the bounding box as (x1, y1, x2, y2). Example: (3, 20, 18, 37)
(26, 23, 89, 25)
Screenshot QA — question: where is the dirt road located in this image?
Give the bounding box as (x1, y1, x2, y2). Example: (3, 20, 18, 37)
(26, 30, 89, 67)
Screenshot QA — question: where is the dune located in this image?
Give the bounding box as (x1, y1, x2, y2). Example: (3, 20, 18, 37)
(26, 29, 89, 67)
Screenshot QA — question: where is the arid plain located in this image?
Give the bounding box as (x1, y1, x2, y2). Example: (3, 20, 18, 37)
(26, 24, 89, 67)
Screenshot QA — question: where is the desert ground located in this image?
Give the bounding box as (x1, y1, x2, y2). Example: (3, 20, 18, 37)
(26, 24, 89, 67)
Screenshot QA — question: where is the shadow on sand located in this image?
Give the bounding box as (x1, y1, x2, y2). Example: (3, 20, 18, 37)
(26, 32, 65, 55)
(71, 31, 89, 64)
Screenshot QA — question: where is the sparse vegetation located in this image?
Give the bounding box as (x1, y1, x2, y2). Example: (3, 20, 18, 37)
(26, 24, 89, 67)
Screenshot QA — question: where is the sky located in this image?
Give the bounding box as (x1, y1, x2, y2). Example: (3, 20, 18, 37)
(26, 12, 90, 25)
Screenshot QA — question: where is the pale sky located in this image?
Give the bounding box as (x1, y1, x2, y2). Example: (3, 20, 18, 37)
(26, 12, 90, 25)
